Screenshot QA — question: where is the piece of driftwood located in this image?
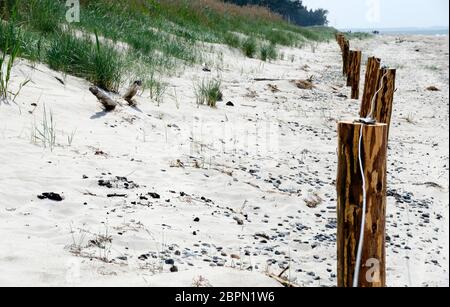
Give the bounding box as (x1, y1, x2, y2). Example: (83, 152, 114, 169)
(426, 86, 440, 91)
(253, 78, 285, 81)
(123, 80, 142, 106)
(89, 86, 117, 111)
(267, 273, 300, 288)
(292, 78, 315, 90)
(267, 83, 280, 93)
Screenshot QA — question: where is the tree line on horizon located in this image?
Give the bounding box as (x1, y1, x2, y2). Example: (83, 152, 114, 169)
(222, 0, 328, 26)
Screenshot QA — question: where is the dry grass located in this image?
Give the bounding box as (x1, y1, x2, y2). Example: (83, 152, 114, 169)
(159, 0, 283, 23)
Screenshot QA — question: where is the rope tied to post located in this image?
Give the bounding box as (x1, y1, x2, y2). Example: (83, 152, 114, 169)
(352, 68, 389, 287)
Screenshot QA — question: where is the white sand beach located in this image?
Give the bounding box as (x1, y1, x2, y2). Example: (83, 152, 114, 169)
(0, 34, 448, 287)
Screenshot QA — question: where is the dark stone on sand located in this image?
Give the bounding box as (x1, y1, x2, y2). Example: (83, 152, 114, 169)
(165, 259, 175, 265)
(148, 192, 160, 199)
(37, 193, 64, 202)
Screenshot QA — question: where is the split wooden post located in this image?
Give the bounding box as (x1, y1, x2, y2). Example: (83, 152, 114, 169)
(336, 121, 388, 288)
(346, 50, 362, 99)
(360, 68, 396, 138)
(360, 57, 381, 117)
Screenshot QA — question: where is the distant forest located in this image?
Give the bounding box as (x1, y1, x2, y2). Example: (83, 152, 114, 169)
(222, 0, 328, 26)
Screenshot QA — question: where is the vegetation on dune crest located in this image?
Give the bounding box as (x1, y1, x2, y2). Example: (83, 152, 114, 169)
(1, 0, 338, 95)
(223, 0, 329, 27)
(46, 31, 123, 92)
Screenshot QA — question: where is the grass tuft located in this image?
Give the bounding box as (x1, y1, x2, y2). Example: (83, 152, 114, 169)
(259, 43, 277, 61)
(242, 37, 257, 58)
(31, 104, 57, 151)
(223, 32, 241, 49)
(46, 31, 123, 92)
(195, 78, 222, 108)
(0, 21, 21, 101)
(26, 0, 63, 33)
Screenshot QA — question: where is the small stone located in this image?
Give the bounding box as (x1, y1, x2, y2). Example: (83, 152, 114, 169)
(233, 216, 244, 225)
(165, 259, 175, 265)
(37, 193, 64, 202)
(148, 192, 160, 199)
(138, 254, 148, 261)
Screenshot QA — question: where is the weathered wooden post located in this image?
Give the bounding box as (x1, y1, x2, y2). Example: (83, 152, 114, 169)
(346, 51, 354, 86)
(360, 68, 396, 138)
(336, 33, 345, 50)
(336, 121, 388, 287)
(336, 33, 343, 46)
(347, 51, 362, 99)
(360, 57, 381, 117)
(372, 68, 396, 138)
(342, 39, 350, 76)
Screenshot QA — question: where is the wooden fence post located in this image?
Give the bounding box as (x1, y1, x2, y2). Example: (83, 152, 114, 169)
(342, 39, 350, 76)
(372, 68, 396, 138)
(360, 57, 381, 117)
(336, 33, 343, 47)
(337, 121, 388, 288)
(359, 68, 396, 138)
(347, 51, 362, 99)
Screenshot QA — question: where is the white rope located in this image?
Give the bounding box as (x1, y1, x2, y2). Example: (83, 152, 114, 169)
(352, 69, 390, 287)
(353, 123, 367, 287)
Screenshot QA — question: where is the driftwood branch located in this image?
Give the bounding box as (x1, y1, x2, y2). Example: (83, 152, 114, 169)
(123, 80, 142, 106)
(253, 78, 285, 81)
(89, 86, 117, 111)
(267, 273, 300, 288)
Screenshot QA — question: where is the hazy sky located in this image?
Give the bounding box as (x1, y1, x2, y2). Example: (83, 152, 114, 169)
(302, 0, 449, 29)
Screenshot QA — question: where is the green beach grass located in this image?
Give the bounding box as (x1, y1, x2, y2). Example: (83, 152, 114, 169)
(0, 0, 338, 92)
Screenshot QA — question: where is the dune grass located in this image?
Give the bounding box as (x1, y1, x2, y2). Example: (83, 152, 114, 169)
(242, 37, 257, 58)
(259, 43, 277, 61)
(46, 31, 123, 92)
(1, 0, 337, 95)
(195, 78, 223, 108)
(25, 0, 63, 33)
(0, 21, 20, 100)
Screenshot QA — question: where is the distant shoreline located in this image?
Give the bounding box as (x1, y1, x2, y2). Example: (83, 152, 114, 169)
(341, 27, 449, 36)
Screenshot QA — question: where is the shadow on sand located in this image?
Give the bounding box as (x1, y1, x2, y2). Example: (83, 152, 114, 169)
(90, 111, 108, 119)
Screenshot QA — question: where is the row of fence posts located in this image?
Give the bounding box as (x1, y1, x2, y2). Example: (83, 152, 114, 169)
(334, 32, 397, 287)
